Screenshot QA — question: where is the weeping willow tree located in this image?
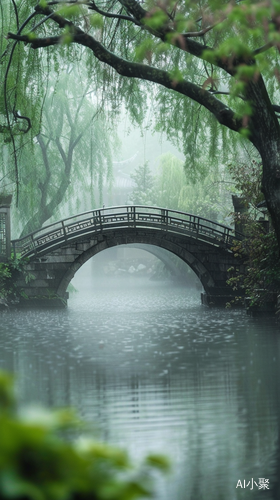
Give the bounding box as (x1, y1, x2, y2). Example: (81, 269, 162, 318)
(4, 0, 280, 249)
(16, 71, 114, 236)
(1, 3, 115, 235)
(152, 153, 185, 211)
(0, 0, 52, 197)
(1, 67, 115, 237)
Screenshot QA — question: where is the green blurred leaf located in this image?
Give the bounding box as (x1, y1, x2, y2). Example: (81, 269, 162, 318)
(90, 13, 104, 29)
(0, 373, 168, 500)
(145, 454, 170, 471)
(0, 372, 14, 412)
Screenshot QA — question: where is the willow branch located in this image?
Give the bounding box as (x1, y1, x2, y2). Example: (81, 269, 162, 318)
(29, 13, 56, 32)
(13, 111, 32, 133)
(183, 24, 217, 38)
(11, 0, 19, 31)
(4, 10, 38, 204)
(7, 30, 241, 133)
(253, 41, 275, 56)
(88, 1, 140, 25)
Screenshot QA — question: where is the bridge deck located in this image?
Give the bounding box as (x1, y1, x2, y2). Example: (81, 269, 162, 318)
(12, 206, 242, 258)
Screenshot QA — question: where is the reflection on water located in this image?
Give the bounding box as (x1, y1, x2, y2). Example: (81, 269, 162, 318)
(0, 275, 280, 500)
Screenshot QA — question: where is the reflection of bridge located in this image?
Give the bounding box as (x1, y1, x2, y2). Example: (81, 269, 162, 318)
(12, 205, 245, 307)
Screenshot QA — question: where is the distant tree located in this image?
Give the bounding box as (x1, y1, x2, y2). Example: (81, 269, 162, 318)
(179, 168, 232, 221)
(5, 0, 280, 253)
(154, 153, 186, 211)
(152, 152, 230, 220)
(129, 162, 155, 205)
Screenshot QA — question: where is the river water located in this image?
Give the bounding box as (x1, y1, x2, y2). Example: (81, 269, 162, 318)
(0, 266, 280, 500)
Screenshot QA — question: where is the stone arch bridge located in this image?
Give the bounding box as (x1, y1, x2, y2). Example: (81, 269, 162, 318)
(12, 205, 245, 307)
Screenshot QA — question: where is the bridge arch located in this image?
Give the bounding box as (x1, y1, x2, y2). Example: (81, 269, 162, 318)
(12, 206, 244, 307)
(56, 233, 215, 298)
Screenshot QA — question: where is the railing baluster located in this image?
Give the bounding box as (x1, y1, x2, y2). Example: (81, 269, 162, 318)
(196, 217, 200, 236)
(61, 221, 67, 242)
(133, 206, 136, 227)
(225, 228, 229, 245)
(31, 233, 36, 255)
(98, 210, 102, 229)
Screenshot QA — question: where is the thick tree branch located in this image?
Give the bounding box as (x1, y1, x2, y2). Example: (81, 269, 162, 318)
(33, 3, 79, 30)
(8, 1, 251, 83)
(11, 1, 278, 144)
(118, 0, 146, 22)
(7, 31, 241, 133)
(34, 2, 241, 75)
(20, 172, 71, 237)
(11, 0, 19, 31)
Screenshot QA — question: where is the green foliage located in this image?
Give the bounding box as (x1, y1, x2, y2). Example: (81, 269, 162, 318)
(244, 229, 280, 306)
(2, 0, 280, 164)
(227, 151, 280, 310)
(0, 258, 33, 305)
(154, 153, 185, 211)
(143, 9, 169, 31)
(0, 0, 245, 187)
(129, 151, 231, 220)
(0, 0, 46, 176)
(178, 174, 230, 221)
(130, 162, 156, 205)
(90, 14, 104, 30)
(4, 69, 115, 236)
(56, 4, 81, 20)
(227, 225, 280, 309)
(61, 26, 74, 46)
(135, 38, 155, 63)
(227, 155, 264, 210)
(0, 372, 169, 500)
(1, 2, 115, 232)
(3, 0, 280, 251)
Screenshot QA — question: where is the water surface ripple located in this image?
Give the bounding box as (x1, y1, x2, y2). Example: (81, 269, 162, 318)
(0, 278, 280, 500)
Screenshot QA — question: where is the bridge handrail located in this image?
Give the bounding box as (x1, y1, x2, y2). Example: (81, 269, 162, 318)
(11, 205, 242, 257)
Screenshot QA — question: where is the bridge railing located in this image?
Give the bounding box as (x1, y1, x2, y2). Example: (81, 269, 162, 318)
(12, 205, 241, 257)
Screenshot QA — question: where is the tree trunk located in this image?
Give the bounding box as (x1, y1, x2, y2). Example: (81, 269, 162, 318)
(260, 140, 280, 249)
(244, 76, 280, 251)
(20, 174, 70, 237)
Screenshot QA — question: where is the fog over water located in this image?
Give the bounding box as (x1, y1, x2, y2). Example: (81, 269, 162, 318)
(1, 248, 280, 499)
